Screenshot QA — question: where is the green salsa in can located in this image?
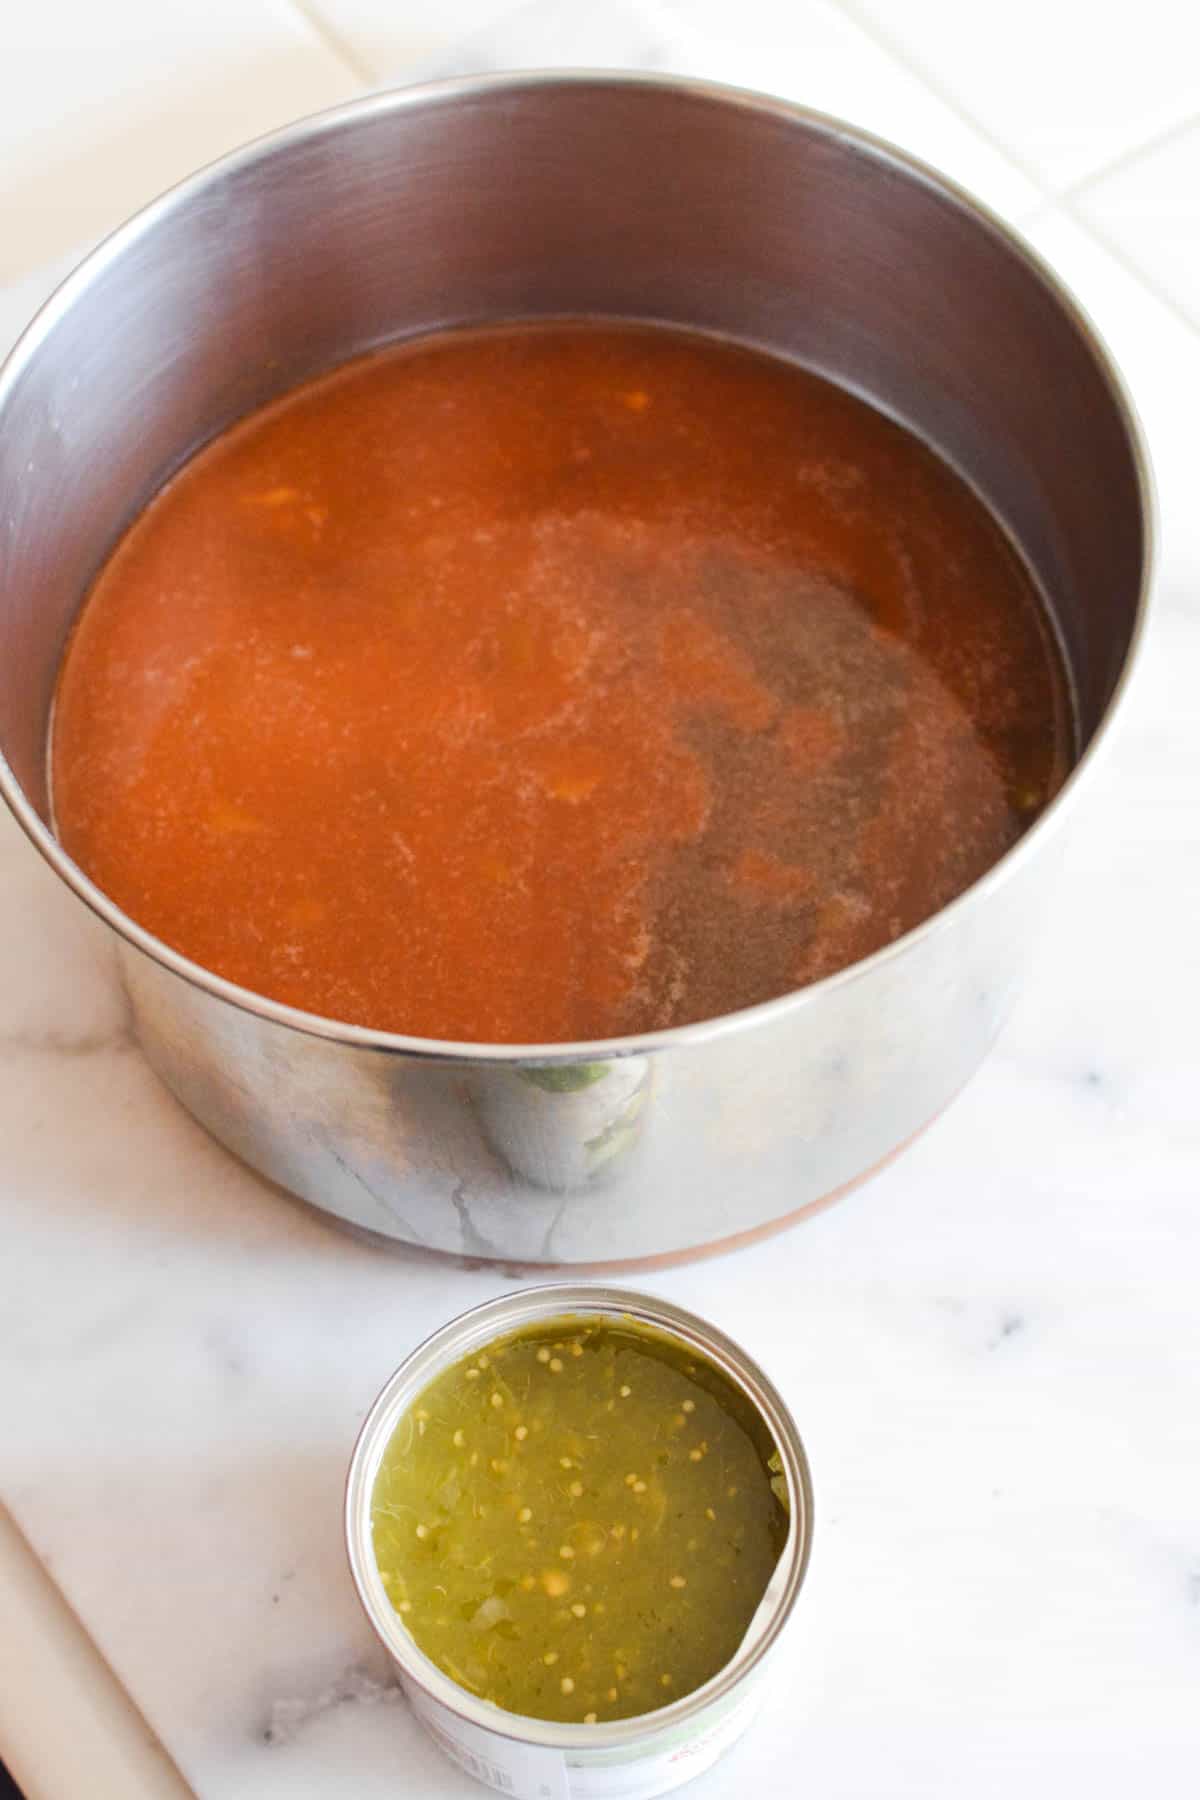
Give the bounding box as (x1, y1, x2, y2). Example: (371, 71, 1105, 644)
(370, 1316, 789, 1724)
(347, 1287, 812, 1800)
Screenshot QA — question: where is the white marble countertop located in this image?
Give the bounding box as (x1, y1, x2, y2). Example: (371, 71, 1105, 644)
(2, 4, 1199, 1797)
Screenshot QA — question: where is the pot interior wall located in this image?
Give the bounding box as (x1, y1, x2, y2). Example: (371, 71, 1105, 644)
(0, 79, 1144, 827)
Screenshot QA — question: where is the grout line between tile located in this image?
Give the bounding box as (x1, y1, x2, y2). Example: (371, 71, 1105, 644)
(1062, 105, 1200, 205)
(1058, 200, 1200, 343)
(281, 0, 376, 87)
(827, 0, 1053, 198)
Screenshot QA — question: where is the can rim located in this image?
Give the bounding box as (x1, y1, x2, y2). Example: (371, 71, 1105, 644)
(345, 1283, 814, 1749)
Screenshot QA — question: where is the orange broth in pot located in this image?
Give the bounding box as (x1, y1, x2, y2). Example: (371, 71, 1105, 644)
(52, 323, 1072, 1044)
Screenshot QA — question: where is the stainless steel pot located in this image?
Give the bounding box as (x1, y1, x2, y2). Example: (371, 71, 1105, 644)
(0, 74, 1151, 1265)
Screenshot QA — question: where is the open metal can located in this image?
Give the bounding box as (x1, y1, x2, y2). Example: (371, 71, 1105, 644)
(346, 1284, 813, 1798)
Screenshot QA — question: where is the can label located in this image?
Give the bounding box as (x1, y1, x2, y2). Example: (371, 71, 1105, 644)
(568, 1676, 766, 1799)
(406, 1683, 570, 1798)
(404, 1665, 767, 1800)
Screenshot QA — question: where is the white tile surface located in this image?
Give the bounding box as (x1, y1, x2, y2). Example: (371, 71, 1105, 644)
(1074, 119, 1200, 330)
(294, 0, 520, 79)
(405, 0, 686, 80)
(844, 0, 1200, 190)
(0, 0, 360, 284)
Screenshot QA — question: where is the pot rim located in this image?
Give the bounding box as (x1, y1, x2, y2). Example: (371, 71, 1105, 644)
(0, 69, 1156, 1066)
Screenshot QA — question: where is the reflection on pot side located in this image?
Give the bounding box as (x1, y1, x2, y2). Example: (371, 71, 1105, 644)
(473, 1060, 655, 1192)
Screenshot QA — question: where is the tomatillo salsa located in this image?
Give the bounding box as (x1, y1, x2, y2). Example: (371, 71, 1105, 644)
(370, 1315, 789, 1724)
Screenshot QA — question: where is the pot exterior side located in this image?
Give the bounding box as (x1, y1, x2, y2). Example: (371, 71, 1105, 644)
(119, 827, 1057, 1262)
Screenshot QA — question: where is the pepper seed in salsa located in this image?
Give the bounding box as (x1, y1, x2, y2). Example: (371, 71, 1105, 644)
(370, 1316, 789, 1725)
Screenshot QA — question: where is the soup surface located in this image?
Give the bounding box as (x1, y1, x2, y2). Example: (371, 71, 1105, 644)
(53, 323, 1072, 1042)
(369, 1315, 788, 1723)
